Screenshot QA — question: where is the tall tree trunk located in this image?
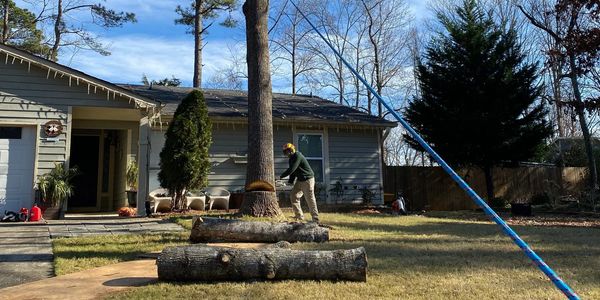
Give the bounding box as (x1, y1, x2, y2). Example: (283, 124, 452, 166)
(367, 90, 372, 115)
(50, 0, 63, 61)
(291, 43, 296, 95)
(1, 0, 9, 44)
(569, 53, 598, 189)
(550, 61, 565, 171)
(240, 0, 281, 217)
(193, 0, 203, 88)
(483, 165, 494, 203)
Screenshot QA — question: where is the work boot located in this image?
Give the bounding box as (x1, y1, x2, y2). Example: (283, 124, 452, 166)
(290, 215, 304, 222)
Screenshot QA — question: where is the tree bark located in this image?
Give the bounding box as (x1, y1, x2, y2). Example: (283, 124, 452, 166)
(238, 191, 283, 217)
(157, 245, 367, 282)
(568, 53, 598, 189)
(242, 0, 281, 217)
(190, 216, 329, 243)
(193, 0, 203, 88)
(50, 0, 63, 61)
(1, 0, 9, 44)
(483, 165, 494, 203)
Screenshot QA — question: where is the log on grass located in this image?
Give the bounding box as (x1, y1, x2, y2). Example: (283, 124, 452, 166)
(190, 216, 329, 243)
(157, 245, 367, 282)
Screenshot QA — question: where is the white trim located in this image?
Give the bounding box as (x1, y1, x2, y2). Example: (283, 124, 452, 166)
(376, 129, 385, 205)
(0, 45, 159, 110)
(33, 123, 40, 189)
(65, 106, 72, 169)
(323, 128, 331, 203)
(294, 130, 326, 185)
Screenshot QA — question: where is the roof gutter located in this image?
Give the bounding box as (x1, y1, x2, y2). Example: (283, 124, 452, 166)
(154, 116, 397, 129)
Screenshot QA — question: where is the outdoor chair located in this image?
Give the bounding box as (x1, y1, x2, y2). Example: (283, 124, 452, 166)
(206, 187, 230, 211)
(148, 188, 172, 213)
(186, 190, 206, 211)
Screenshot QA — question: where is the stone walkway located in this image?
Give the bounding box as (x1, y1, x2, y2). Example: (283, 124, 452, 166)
(46, 214, 184, 238)
(0, 214, 185, 290)
(0, 243, 269, 300)
(0, 222, 53, 289)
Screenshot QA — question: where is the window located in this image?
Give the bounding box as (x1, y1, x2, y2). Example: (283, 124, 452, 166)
(0, 127, 22, 139)
(296, 133, 324, 182)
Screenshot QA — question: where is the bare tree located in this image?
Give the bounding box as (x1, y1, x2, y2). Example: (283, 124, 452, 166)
(360, 0, 412, 117)
(46, 0, 136, 61)
(206, 42, 247, 90)
(304, 0, 362, 105)
(270, 0, 317, 95)
(176, 0, 239, 88)
(518, 0, 599, 189)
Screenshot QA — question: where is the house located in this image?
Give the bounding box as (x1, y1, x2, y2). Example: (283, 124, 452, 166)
(0, 43, 396, 214)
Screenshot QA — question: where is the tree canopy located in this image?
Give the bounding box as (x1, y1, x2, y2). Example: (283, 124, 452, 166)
(404, 0, 552, 201)
(0, 0, 50, 56)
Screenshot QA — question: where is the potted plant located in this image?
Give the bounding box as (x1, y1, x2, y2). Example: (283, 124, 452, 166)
(37, 163, 78, 220)
(126, 160, 138, 207)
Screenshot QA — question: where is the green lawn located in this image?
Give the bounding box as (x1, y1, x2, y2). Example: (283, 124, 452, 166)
(52, 212, 600, 299)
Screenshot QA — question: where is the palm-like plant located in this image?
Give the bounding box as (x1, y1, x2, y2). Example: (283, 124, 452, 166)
(37, 163, 79, 207)
(126, 160, 138, 191)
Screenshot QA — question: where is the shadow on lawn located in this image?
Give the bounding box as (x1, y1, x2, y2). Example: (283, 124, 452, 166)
(314, 215, 600, 286)
(328, 214, 600, 243)
(53, 233, 190, 266)
(294, 240, 599, 287)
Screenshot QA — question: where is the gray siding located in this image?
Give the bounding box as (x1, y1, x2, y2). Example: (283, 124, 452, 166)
(149, 123, 292, 192)
(149, 124, 384, 205)
(328, 128, 383, 204)
(0, 52, 138, 178)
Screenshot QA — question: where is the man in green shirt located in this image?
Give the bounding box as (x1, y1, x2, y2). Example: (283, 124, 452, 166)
(280, 143, 320, 223)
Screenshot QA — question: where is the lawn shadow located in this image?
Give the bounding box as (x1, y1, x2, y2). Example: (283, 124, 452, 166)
(103, 277, 158, 287)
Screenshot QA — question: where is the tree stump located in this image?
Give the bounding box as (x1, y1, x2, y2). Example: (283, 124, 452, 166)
(190, 216, 328, 243)
(238, 191, 283, 217)
(157, 245, 367, 282)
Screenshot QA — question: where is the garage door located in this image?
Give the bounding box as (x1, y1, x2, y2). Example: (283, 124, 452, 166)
(0, 126, 35, 212)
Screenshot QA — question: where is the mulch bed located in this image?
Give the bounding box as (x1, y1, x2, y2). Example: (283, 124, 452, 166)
(425, 210, 600, 228)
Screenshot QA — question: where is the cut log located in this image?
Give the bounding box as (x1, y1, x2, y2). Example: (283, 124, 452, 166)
(190, 216, 328, 243)
(157, 245, 367, 282)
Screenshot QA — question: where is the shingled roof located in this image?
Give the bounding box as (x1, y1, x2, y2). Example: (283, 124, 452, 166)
(119, 84, 396, 127)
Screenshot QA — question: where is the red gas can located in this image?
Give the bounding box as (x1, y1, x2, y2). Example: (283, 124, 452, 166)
(30, 205, 41, 222)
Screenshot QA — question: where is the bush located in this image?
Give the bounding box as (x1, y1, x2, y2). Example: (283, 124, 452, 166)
(530, 193, 550, 206)
(158, 90, 212, 210)
(490, 197, 507, 209)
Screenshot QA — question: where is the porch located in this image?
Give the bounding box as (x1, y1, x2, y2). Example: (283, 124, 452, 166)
(65, 106, 153, 216)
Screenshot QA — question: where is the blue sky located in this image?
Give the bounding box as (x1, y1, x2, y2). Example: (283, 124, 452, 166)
(14, 0, 431, 90)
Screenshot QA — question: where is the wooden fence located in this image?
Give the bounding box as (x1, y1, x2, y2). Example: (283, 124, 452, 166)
(384, 166, 588, 211)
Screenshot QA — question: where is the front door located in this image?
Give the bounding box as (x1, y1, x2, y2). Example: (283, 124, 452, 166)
(69, 135, 100, 210)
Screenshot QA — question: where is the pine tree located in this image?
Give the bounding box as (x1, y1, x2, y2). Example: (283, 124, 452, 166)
(175, 0, 238, 88)
(404, 0, 552, 202)
(0, 0, 50, 56)
(159, 90, 212, 210)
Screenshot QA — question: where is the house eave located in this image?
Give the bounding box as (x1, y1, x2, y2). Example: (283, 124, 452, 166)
(0, 44, 160, 111)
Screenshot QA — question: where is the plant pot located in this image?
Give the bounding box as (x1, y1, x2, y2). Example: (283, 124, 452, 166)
(42, 206, 61, 220)
(229, 193, 244, 209)
(511, 203, 532, 217)
(127, 190, 138, 208)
